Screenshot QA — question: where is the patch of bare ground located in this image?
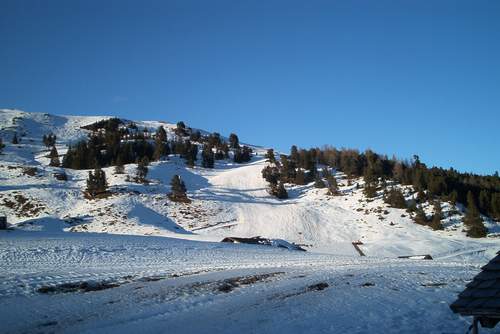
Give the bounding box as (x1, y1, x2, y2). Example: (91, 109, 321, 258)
(0, 193, 46, 217)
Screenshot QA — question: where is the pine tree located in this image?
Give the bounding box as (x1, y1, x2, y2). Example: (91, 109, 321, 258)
(233, 146, 252, 163)
(280, 155, 295, 182)
(169, 175, 189, 202)
(492, 193, 500, 220)
(12, 133, 18, 144)
(265, 149, 276, 164)
(43, 133, 56, 148)
(383, 188, 406, 209)
(156, 126, 167, 142)
(135, 157, 149, 183)
(48, 146, 60, 167)
(184, 141, 198, 167)
(294, 169, 306, 185)
(153, 137, 167, 161)
(175, 121, 188, 137)
(114, 157, 125, 174)
(86, 168, 108, 198)
(326, 174, 339, 195)
(449, 190, 458, 206)
(262, 166, 280, 186)
(290, 145, 299, 162)
(229, 133, 240, 149)
(363, 168, 378, 198)
(479, 190, 490, 214)
(201, 145, 215, 168)
(322, 167, 330, 178)
(429, 200, 444, 230)
(314, 175, 326, 188)
(190, 130, 201, 142)
(270, 181, 288, 199)
(463, 191, 487, 238)
(414, 205, 428, 225)
(0, 138, 5, 154)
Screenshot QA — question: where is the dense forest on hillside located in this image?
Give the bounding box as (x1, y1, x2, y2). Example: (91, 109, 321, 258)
(262, 145, 500, 223)
(61, 118, 253, 170)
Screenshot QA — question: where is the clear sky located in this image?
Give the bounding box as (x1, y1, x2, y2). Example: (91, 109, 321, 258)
(1, 0, 499, 174)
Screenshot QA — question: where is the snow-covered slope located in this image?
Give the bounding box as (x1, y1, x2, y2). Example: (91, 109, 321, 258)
(0, 231, 492, 334)
(2, 109, 500, 333)
(1, 109, 499, 259)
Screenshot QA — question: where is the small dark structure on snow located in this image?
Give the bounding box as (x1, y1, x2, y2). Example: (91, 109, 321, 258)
(398, 254, 433, 260)
(221, 236, 306, 251)
(0, 215, 7, 230)
(450, 251, 500, 333)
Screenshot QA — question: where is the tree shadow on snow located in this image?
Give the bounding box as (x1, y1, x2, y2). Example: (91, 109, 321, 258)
(148, 160, 211, 192)
(128, 202, 192, 234)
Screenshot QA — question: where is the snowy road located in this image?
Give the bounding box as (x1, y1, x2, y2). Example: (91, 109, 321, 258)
(1, 232, 496, 334)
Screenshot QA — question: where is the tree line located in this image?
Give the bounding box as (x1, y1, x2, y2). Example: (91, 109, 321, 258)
(62, 119, 253, 170)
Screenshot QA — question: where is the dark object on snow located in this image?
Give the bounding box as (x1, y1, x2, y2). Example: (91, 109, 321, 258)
(53, 172, 68, 181)
(352, 241, 366, 256)
(450, 251, 500, 333)
(307, 282, 329, 291)
(0, 216, 7, 230)
(398, 254, 433, 260)
(221, 236, 306, 251)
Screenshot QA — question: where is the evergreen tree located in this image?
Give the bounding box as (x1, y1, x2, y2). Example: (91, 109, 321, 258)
(43, 134, 56, 148)
(414, 205, 428, 225)
(169, 175, 189, 202)
(314, 175, 326, 188)
(326, 174, 339, 195)
(294, 169, 306, 185)
(184, 141, 198, 167)
(190, 130, 201, 142)
(262, 165, 280, 186)
(229, 133, 240, 149)
(463, 191, 487, 238)
(449, 190, 458, 206)
(322, 167, 330, 178)
(175, 121, 188, 137)
(383, 188, 406, 209)
(12, 133, 18, 144)
(392, 162, 404, 183)
(135, 157, 149, 183)
(416, 190, 427, 203)
(265, 149, 276, 164)
(0, 138, 5, 154)
(479, 190, 490, 214)
(156, 126, 167, 142)
(363, 167, 378, 198)
(207, 132, 222, 147)
(114, 157, 125, 174)
(290, 145, 299, 162)
(201, 145, 215, 168)
(86, 168, 108, 198)
(270, 181, 288, 199)
(48, 146, 60, 167)
(491, 193, 500, 220)
(279, 155, 295, 182)
(233, 146, 252, 163)
(430, 200, 444, 230)
(153, 137, 168, 161)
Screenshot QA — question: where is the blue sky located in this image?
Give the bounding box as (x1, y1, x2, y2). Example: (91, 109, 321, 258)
(1, 0, 499, 174)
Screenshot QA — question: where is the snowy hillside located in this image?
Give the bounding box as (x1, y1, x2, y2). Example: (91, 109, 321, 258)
(1, 109, 500, 333)
(1, 109, 498, 258)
